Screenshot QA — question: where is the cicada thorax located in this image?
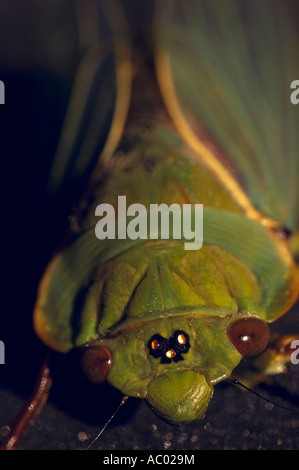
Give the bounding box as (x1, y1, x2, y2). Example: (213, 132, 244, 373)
(33, 44, 299, 424)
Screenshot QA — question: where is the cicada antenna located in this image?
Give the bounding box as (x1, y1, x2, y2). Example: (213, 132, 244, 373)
(227, 376, 294, 412)
(84, 395, 129, 450)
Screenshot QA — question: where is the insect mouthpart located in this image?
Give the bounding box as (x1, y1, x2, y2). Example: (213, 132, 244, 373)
(148, 330, 190, 364)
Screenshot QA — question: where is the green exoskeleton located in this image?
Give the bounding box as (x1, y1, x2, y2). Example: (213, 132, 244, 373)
(3, 0, 299, 448)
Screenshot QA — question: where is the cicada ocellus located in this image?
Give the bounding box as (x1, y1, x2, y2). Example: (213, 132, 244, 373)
(2, 0, 299, 450)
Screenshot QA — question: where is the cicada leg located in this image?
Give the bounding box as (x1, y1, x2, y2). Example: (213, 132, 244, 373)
(230, 334, 299, 389)
(229, 227, 299, 390)
(0, 354, 52, 450)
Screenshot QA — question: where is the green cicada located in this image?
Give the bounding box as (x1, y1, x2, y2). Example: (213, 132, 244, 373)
(2, 0, 299, 449)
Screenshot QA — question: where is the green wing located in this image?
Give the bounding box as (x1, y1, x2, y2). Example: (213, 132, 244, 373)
(154, 0, 299, 233)
(34, 0, 299, 353)
(46, 0, 132, 205)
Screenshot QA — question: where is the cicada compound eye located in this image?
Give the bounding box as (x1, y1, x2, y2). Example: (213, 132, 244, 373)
(80, 345, 111, 384)
(227, 317, 270, 357)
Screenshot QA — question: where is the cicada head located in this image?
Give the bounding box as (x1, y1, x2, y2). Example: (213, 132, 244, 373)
(79, 328, 213, 424)
(91, 310, 249, 425)
(34, 226, 290, 425)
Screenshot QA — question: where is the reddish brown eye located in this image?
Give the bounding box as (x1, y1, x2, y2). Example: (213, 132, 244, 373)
(227, 317, 270, 357)
(80, 345, 111, 384)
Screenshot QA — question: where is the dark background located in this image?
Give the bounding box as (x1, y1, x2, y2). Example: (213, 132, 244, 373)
(1, 0, 299, 451)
